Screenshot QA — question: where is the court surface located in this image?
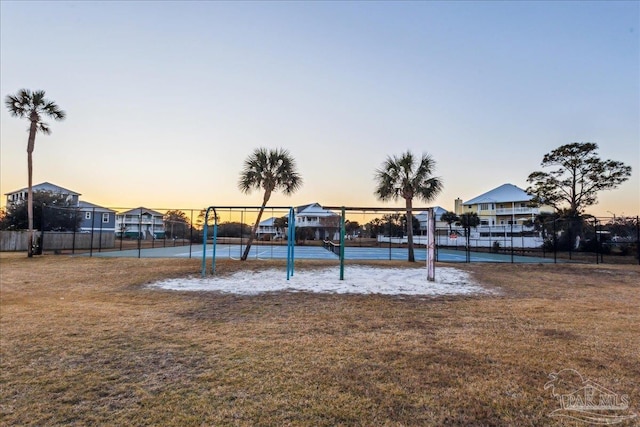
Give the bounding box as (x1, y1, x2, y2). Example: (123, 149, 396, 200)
(88, 244, 557, 263)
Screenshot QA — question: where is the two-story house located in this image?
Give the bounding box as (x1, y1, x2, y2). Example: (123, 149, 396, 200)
(458, 183, 552, 227)
(256, 216, 285, 240)
(295, 203, 340, 240)
(415, 206, 448, 235)
(5, 182, 80, 208)
(78, 201, 116, 234)
(450, 183, 554, 247)
(4, 182, 115, 233)
(116, 207, 166, 239)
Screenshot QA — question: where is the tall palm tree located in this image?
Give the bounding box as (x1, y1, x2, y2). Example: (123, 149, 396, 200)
(374, 151, 443, 262)
(5, 89, 66, 257)
(238, 147, 302, 260)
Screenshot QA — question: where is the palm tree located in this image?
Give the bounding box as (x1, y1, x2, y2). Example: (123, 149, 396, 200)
(441, 211, 460, 235)
(374, 151, 443, 262)
(5, 89, 66, 257)
(458, 212, 480, 247)
(238, 147, 302, 260)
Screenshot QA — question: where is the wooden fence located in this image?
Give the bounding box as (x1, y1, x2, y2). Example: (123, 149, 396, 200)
(0, 231, 114, 251)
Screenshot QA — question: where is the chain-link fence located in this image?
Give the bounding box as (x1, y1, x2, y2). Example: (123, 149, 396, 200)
(2, 205, 638, 265)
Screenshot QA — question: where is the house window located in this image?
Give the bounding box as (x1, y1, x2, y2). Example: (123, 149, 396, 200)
(480, 220, 489, 226)
(102, 213, 109, 223)
(85, 212, 91, 220)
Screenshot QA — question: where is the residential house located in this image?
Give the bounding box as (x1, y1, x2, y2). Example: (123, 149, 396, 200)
(415, 206, 448, 235)
(256, 216, 286, 240)
(116, 207, 166, 239)
(5, 182, 80, 208)
(459, 183, 553, 227)
(295, 203, 341, 240)
(445, 183, 555, 247)
(78, 201, 116, 234)
(4, 182, 115, 234)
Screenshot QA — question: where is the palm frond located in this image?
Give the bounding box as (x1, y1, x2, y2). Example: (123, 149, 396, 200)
(374, 150, 443, 203)
(5, 89, 65, 133)
(238, 147, 302, 196)
(37, 122, 51, 135)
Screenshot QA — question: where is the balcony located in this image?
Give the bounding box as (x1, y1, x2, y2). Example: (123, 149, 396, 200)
(495, 207, 539, 215)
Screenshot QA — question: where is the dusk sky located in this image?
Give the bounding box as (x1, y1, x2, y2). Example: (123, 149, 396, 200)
(1, 1, 638, 217)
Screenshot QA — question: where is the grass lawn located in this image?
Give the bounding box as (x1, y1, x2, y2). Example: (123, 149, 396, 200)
(1, 254, 639, 426)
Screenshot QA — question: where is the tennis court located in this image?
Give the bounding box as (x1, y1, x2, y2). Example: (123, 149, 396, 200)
(89, 244, 557, 263)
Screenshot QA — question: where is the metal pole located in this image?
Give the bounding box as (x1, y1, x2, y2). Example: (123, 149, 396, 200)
(427, 209, 435, 281)
(189, 209, 193, 259)
(201, 209, 208, 277)
(137, 209, 142, 259)
(388, 219, 392, 260)
(287, 208, 293, 280)
(72, 208, 78, 254)
(339, 207, 345, 280)
(212, 218, 218, 274)
(119, 216, 123, 251)
(40, 203, 45, 255)
(287, 207, 295, 279)
(98, 209, 103, 252)
(636, 216, 640, 266)
(89, 207, 95, 257)
(553, 218, 557, 264)
(510, 221, 514, 263)
(594, 218, 599, 265)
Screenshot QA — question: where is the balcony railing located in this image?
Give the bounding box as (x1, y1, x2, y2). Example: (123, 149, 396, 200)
(495, 207, 539, 215)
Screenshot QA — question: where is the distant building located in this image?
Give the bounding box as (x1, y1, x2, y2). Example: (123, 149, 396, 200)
(295, 203, 340, 240)
(5, 182, 80, 208)
(256, 216, 285, 240)
(78, 201, 116, 234)
(415, 206, 448, 235)
(116, 207, 165, 239)
(461, 183, 553, 227)
(4, 182, 115, 233)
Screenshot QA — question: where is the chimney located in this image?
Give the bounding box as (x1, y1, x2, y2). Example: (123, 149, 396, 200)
(454, 198, 463, 215)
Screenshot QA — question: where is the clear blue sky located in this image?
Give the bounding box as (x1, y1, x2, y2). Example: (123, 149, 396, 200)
(1, 1, 638, 216)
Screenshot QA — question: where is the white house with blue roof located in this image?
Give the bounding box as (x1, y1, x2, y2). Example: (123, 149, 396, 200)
(458, 183, 553, 227)
(445, 183, 555, 248)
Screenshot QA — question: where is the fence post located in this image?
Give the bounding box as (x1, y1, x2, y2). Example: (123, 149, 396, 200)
(98, 210, 103, 252)
(553, 219, 557, 264)
(89, 207, 95, 257)
(189, 209, 194, 259)
(510, 221, 514, 263)
(594, 218, 599, 265)
(138, 209, 142, 259)
(72, 208, 78, 254)
(636, 216, 639, 266)
(40, 204, 46, 254)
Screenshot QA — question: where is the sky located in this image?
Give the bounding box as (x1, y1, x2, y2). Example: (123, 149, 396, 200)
(1, 1, 638, 217)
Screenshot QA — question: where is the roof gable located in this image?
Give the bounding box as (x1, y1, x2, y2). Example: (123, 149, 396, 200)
(296, 203, 339, 217)
(463, 183, 532, 205)
(78, 201, 115, 212)
(5, 181, 81, 196)
(258, 216, 277, 226)
(118, 207, 164, 216)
